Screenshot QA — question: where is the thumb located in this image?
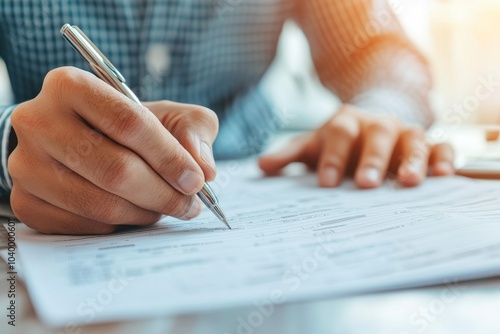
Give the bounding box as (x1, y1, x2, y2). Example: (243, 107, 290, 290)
(145, 101, 219, 182)
(259, 134, 317, 174)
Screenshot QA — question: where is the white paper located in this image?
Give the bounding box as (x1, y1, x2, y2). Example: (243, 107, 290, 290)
(11, 161, 500, 327)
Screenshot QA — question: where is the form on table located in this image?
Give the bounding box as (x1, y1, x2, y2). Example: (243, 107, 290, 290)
(10, 161, 500, 326)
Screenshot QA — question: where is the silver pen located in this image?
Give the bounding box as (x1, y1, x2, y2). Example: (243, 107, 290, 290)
(60, 24, 231, 229)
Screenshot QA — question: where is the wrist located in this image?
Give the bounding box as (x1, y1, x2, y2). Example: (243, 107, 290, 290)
(350, 87, 435, 128)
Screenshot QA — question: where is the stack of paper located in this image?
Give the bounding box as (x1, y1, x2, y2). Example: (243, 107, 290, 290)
(10, 162, 500, 326)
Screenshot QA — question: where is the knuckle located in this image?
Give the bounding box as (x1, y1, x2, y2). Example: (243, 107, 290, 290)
(142, 213, 162, 225)
(193, 106, 218, 126)
(325, 120, 358, 141)
(7, 149, 23, 181)
(100, 207, 124, 225)
(10, 102, 46, 135)
(402, 126, 425, 140)
(321, 156, 344, 170)
(367, 119, 397, 137)
(10, 103, 28, 132)
(167, 105, 219, 142)
(93, 224, 118, 234)
(94, 196, 127, 225)
(10, 186, 120, 234)
(128, 212, 162, 226)
(8, 147, 37, 184)
(43, 67, 82, 95)
(97, 152, 135, 193)
(108, 100, 147, 141)
(436, 142, 455, 159)
(10, 187, 29, 224)
(156, 144, 189, 177)
(62, 179, 98, 216)
(181, 106, 219, 135)
(9, 188, 49, 234)
(161, 192, 192, 217)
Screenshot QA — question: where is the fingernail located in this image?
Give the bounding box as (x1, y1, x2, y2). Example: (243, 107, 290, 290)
(400, 158, 423, 177)
(178, 169, 204, 194)
(320, 167, 339, 187)
(360, 167, 380, 185)
(200, 141, 216, 171)
(435, 161, 454, 175)
(182, 200, 202, 220)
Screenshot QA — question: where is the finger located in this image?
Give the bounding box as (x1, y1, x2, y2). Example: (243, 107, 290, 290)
(28, 113, 200, 219)
(355, 118, 399, 189)
(317, 113, 360, 187)
(429, 143, 455, 176)
(395, 127, 429, 187)
(8, 147, 201, 222)
(258, 134, 318, 174)
(146, 101, 219, 182)
(10, 186, 118, 235)
(41, 67, 205, 195)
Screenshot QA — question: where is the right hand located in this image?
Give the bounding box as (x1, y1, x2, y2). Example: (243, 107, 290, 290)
(8, 67, 219, 235)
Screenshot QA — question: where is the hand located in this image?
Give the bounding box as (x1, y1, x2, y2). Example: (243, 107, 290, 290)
(8, 67, 219, 234)
(259, 104, 454, 188)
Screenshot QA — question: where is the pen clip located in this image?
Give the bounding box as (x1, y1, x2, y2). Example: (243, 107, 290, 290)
(72, 26, 126, 83)
(60, 24, 126, 84)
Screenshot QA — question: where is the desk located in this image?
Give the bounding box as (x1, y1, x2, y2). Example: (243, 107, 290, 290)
(2, 134, 500, 334)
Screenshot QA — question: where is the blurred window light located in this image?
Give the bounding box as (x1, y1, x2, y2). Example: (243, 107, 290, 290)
(0, 58, 13, 106)
(429, 0, 500, 125)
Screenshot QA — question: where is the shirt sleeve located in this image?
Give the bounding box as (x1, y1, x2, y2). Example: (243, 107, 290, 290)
(0, 105, 16, 199)
(295, 0, 435, 127)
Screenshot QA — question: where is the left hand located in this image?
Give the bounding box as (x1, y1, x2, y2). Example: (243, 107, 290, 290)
(259, 104, 454, 189)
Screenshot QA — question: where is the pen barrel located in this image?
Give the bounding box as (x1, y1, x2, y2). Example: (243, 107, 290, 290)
(197, 184, 218, 208)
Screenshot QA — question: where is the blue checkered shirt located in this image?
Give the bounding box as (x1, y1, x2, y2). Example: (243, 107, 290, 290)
(0, 0, 434, 198)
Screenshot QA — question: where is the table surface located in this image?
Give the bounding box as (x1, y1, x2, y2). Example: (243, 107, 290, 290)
(2, 128, 500, 334)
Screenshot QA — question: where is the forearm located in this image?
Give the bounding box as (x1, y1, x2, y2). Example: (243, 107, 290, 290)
(296, 0, 434, 127)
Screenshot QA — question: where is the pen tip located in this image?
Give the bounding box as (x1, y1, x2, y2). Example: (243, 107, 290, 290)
(213, 205, 231, 230)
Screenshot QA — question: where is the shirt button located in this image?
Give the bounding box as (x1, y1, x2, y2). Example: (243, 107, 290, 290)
(145, 43, 171, 80)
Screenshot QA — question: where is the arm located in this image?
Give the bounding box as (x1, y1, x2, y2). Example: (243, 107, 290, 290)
(259, 0, 454, 188)
(296, 0, 434, 126)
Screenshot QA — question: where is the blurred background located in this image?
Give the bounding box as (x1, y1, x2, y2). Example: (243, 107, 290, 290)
(264, 0, 500, 131)
(0, 58, 11, 106)
(2, 0, 500, 131)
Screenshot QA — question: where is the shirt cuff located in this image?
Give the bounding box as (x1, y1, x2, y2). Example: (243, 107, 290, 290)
(0, 104, 17, 197)
(350, 88, 435, 128)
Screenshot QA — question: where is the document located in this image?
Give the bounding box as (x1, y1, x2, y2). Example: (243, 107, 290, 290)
(10, 161, 500, 326)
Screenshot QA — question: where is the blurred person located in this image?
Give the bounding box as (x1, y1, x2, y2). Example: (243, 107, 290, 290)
(0, 0, 454, 234)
